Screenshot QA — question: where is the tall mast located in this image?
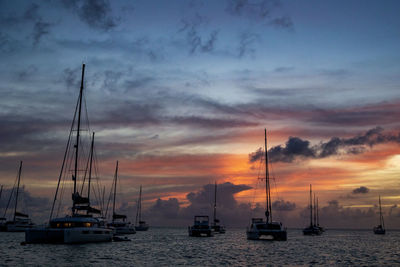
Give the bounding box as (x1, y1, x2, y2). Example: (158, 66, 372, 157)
(213, 181, 217, 224)
(309, 184, 313, 227)
(139, 185, 142, 222)
(265, 129, 272, 223)
(112, 161, 118, 223)
(313, 193, 316, 226)
(316, 197, 319, 226)
(0, 185, 3, 202)
(87, 132, 95, 209)
(13, 161, 23, 222)
(379, 195, 384, 228)
(72, 63, 85, 213)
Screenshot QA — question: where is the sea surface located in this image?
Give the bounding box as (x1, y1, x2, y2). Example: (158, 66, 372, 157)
(1, 228, 399, 266)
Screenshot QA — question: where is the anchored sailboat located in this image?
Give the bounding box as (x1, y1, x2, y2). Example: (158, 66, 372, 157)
(3, 161, 35, 232)
(135, 185, 149, 231)
(303, 184, 322, 235)
(0, 185, 5, 230)
(246, 129, 287, 241)
(25, 64, 113, 244)
(107, 161, 136, 235)
(373, 195, 385, 235)
(211, 182, 225, 233)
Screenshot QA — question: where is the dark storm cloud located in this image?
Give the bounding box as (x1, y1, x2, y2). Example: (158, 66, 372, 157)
(62, 0, 119, 31)
(272, 200, 296, 211)
(352, 186, 370, 194)
(248, 147, 263, 163)
(249, 127, 400, 163)
(142, 182, 255, 226)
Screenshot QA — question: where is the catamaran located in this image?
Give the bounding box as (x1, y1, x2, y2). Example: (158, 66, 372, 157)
(3, 161, 35, 232)
(25, 64, 113, 244)
(135, 185, 149, 231)
(188, 215, 213, 237)
(106, 161, 136, 235)
(373, 195, 385, 235)
(303, 184, 322, 235)
(211, 182, 225, 233)
(246, 129, 287, 241)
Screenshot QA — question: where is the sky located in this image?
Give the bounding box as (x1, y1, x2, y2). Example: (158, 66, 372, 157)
(0, 0, 400, 228)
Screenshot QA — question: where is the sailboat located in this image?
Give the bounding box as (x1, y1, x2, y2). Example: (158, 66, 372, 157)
(303, 184, 322, 235)
(3, 161, 35, 232)
(373, 195, 385, 235)
(246, 129, 287, 241)
(25, 64, 113, 244)
(211, 182, 225, 233)
(135, 185, 149, 231)
(107, 161, 136, 235)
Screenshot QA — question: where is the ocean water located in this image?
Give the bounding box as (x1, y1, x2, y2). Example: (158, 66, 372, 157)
(1, 228, 399, 266)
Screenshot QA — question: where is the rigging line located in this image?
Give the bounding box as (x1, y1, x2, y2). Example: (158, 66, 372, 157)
(49, 92, 79, 222)
(56, 136, 75, 218)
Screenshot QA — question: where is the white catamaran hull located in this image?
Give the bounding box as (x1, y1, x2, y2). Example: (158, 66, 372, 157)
(114, 227, 136, 235)
(26, 227, 113, 244)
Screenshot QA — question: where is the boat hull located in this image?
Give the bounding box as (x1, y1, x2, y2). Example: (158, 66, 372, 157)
(114, 227, 136, 235)
(246, 229, 287, 241)
(135, 225, 149, 231)
(25, 227, 113, 244)
(303, 226, 322, 236)
(188, 227, 213, 237)
(373, 228, 386, 235)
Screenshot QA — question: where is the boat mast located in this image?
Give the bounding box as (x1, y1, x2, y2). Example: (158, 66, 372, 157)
(72, 63, 85, 214)
(313, 193, 316, 226)
(309, 184, 313, 227)
(13, 161, 23, 222)
(139, 185, 142, 222)
(112, 161, 118, 223)
(0, 185, 3, 203)
(265, 129, 272, 223)
(379, 195, 384, 228)
(213, 181, 217, 224)
(316, 197, 319, 226)
(87, 132, 95, 211)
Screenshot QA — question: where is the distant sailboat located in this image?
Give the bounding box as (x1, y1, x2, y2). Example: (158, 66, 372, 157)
(107, 161, 136, 235)
(135, 185, 149, 231)
(246, 129, 287, 241)
(211, 182, 225, 233)
(303, 184, 322, 235)
(0, 185, 6, 231)
(25, 64, 113, 244)
(373, 195, 385, 235)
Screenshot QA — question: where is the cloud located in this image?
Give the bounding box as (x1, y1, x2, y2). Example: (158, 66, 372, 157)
(248, 147, 263, 163)
(272, 200, 296, 211)
(225, 0, 294, 30)
(249, 127, 400, 163)
(62, 0, 119, 31)
(142, 182, 253, 226)
(179, 13, 219, 54)
(237, 32, 260, 58)
(352, 186, 370, 194)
